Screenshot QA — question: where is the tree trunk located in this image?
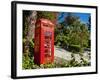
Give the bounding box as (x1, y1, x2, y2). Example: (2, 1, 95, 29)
(23, 11, 37, 56)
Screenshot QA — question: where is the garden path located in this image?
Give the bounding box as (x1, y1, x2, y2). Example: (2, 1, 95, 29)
(54, 46, 90, 63)
(54, 46, 72, 61)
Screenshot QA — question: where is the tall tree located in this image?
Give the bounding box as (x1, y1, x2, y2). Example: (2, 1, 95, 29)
(55, 13, 89, 53)
(23, 11, 37, 56)
(87, 16, 91, 31)
(37, 11, 58, 24)
(23, 11, 58, 56)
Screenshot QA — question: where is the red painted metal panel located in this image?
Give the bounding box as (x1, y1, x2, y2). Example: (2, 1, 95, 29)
(34, 19, 54, 65)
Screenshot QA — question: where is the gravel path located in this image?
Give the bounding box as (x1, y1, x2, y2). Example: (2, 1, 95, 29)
(54, 46, 91, 63)
(54, 46, 72, 61)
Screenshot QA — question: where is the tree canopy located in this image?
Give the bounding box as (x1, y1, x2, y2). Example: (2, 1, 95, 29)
(55, 13, 90, 53)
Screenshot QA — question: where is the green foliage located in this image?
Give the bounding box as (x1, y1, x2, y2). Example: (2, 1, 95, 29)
(37, 11, 55, 21)
(22, 11, 90, 69)
(23, 11, 35, 69)
(22, 55, 34, 69)
(29, 39, 34, 48)
(55, 13, 90, 53)
(68, 45, 81, 53)
(22, 54, 90, 69)
(65, 13, 79, 25)
(58, 58, 90, 67)
(22, 39, 34, 69)
(81, 57, 90, 66)
(23, 12, 29, 39)
(22, 11, 57, 69)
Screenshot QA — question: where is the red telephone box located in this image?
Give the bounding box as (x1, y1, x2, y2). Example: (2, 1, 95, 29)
(34, 19, 54, 65)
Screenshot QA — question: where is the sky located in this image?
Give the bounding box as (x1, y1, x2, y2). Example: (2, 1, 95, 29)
(58, 12, 90, 24)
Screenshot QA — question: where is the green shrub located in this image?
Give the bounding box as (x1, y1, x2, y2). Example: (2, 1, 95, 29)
(22, 55, 34, 69)
(68, 45, 81, 53)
